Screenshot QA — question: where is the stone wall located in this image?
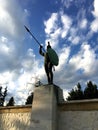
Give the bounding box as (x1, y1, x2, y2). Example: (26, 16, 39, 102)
(58, 99, 98, 130)
(0, 105, 32, 130)
(0, 85, 98, 130)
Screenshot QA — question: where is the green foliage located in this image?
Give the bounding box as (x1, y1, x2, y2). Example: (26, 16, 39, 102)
(67, 81, 98, 101)
(67, 83, 83, 100)
(7, 97, 15, 106)
(0, 86, 7, 106)
(84, 81, 98, 99)
(25, 92, 33, 105)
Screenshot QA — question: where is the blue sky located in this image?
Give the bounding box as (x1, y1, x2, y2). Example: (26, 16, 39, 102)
(0, 0, 98, 104)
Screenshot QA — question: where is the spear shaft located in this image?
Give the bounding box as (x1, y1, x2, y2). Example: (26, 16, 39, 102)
(24, 25, 45, 52)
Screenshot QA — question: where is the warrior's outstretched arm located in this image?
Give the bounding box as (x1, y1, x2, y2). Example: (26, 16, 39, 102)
(39, 45, 45, 56)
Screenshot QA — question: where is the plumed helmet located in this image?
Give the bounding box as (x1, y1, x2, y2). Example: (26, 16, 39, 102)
(47, 41, 51, 49)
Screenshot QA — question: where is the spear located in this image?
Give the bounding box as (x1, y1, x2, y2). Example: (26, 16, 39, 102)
(24, 25, 45, 52)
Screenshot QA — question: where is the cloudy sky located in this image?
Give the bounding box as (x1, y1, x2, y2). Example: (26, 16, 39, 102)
(0, 0, 98, 104)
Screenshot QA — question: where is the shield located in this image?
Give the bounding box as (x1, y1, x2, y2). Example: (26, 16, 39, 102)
(47, 48, 59, 66)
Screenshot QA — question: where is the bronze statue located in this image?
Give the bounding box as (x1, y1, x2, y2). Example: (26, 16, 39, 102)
(39, 42, 53, 84)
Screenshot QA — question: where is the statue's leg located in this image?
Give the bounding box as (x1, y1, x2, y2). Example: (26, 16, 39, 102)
(45, 64, 50, 84)
(48, 63, 53, 84)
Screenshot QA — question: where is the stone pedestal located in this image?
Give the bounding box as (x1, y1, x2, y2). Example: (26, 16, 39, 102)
(31, 84, 57, 130)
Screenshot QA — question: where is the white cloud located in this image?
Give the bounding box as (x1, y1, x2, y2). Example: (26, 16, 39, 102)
(0, 0, 25, 39)
(44, 13, 58, 35)
(22, 49, 35, 71)
(63, 89, 69, 100)
(90, 0, 98, 33)
(52, 41, 98, 93)
(0, 0, 38, 104)
(68, 27, 80, 45)
(90, 18, 98, 32)
(44, 13, 61, 48)
(45, 28, 61, 48)
(61, 0, 73, 8)
(69, 43, 97, 74)
(60, 12, 72, 38)
(1, 36, 8, 42)
(44, 11, 72, 48)
(72, 36, 80, 45)
(57, 46, 70, 70)
(80, 19, 88, 29)
(92, 0, 98, 17)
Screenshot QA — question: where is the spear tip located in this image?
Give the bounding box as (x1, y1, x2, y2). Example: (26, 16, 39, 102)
(24, 25, 30, 32)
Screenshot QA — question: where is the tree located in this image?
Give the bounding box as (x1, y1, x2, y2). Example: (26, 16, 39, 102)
(84, 81, 98, 99)
(25, 92, 33, 105)
(67, 81, 98, 101)
(7, 97, 15, 106)
(67, 83, 84, 101)
(67, 88, 77, 100)
(75, 83, 84, 100)
(0, 86, 7, 106)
